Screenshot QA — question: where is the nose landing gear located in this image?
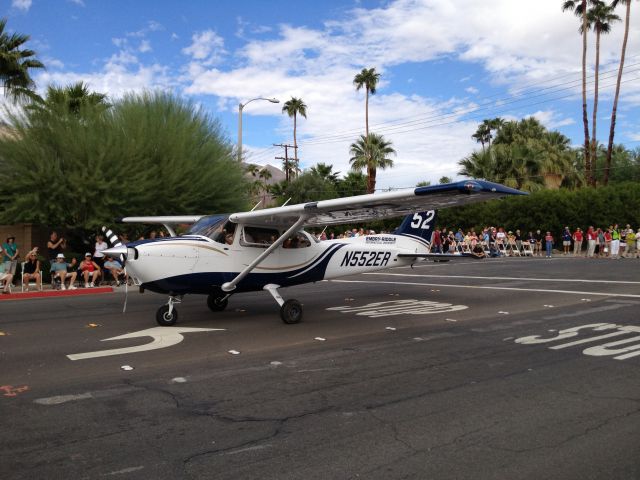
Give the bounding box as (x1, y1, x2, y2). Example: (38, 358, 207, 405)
(156, 296, 181, 326)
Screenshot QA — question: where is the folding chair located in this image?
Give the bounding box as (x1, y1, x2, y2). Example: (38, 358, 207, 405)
(21, 261, 43, 292)
(521, 242, 534, 256)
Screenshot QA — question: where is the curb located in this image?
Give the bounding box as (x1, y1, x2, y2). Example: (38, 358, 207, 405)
(0, 287, 114, 301)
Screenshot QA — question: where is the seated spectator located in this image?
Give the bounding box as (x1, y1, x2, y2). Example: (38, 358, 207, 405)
(79, 253, 102, 288)
(50, 253, 78, 290)
(103, 256, 127, 286)
(22, 248, 42, 291)
(0, 262, 13, 294)
(471, 244, 486, 258)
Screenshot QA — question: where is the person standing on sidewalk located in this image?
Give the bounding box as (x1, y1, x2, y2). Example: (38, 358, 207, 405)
(572, 228, 583, 256)
(545, 231, 554, 258)
(585, 226, 596, 258)
(610, 224, 621, 259)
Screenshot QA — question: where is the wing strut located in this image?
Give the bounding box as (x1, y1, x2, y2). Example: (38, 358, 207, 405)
(221, 215, 308, 293)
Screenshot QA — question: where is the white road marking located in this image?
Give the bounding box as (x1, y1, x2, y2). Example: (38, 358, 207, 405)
(331, 279, 640, 299)
(327, 299, 467, 318)
(67, 327, 225, 361)
(104, 466, 145, 476)
(34, 393, 93, 405)
(365, 272, 640, 285)
(314, 337, 326, 341)
(171, 377, 187, 383)
(228, 350, 240, 355)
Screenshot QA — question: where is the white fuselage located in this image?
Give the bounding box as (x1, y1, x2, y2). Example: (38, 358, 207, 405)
(122, 231, 429, 295)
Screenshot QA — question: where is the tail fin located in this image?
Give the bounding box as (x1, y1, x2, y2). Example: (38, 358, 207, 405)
(394, 210, 437, 247)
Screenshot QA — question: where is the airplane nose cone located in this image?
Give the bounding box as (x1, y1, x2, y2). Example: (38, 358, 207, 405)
(102, 245, 128, 258)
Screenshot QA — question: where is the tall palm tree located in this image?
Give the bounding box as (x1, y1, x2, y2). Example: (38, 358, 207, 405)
(0, 17, 44, 102)
(281, 97, 307, 179)
(353, 67, 380, 137)
(349, 133, 395, 194)
(562, 0, 592, 185)
(586, 1, 620, 185)
(31, 81, 109, 116)
(604, 0, 633, 185)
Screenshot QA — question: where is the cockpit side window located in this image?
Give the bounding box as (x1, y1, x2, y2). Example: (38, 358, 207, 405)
(241, 226, 280, 248)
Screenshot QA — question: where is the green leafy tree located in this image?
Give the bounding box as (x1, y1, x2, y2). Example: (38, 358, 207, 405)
(349, 132, 396, 194)
(416, 180, 431, 187)
(439, 176, 453, 184)
(281, 97, 307, 180)
(337, 171, 368, 197)
(0, 91, 248, 233)
(269, 172, 338, 205)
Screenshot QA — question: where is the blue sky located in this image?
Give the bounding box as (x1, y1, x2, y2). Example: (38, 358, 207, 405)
(4, 0, 640, 189)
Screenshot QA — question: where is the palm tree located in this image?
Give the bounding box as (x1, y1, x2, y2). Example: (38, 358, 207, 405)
(41, 82, 109, 114)
(349, 133, 395, 194)
(604, 0, 633, 185)
(471, 123, 491, 152)
(310, 162, 340, 183)
(353, 67, 380, 137)
(0, 17, 44, 102)
(562, 0, 592, 185)
(586, 1, 620, 185)
(281, 97, 307, 179)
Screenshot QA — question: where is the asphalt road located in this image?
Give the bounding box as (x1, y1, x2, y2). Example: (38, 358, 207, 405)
(1, 256, 639, 479)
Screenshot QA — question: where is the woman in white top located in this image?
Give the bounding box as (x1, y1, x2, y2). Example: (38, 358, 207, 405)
(93, 235, 108, 268)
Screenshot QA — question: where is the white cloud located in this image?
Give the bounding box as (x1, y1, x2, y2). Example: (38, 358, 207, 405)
(530, 110, 576, 129)
(11, 0, 32, 11)
(182, 30, 226, 65)
(139, 40, 152, 53)
(68, 0, 85, 6)
(465, 86, 479, 94)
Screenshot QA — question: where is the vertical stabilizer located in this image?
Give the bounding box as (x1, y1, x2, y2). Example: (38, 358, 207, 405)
(394, 210, 437, 247)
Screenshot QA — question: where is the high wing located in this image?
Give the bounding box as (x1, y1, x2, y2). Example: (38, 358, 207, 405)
(230, 180, 526, 228)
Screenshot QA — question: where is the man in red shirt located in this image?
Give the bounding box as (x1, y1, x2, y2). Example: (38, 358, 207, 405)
(572, 228, 584, 256)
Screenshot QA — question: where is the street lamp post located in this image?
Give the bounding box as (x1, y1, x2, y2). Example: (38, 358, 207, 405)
(238, 97, 279, 163)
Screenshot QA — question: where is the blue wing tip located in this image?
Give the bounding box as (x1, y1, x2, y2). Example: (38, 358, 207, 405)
(414, 180, 527, 196)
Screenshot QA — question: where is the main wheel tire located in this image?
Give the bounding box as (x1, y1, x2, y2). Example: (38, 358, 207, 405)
(280, 299, 303, 324)
(156, 305, 178, 326)
(207, 294, 228, 312)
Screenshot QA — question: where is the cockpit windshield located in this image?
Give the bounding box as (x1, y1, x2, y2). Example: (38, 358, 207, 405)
(188, 215, 229, 241)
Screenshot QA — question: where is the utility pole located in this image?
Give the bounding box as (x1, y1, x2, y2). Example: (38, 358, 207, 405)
(274, 143, 296, 183)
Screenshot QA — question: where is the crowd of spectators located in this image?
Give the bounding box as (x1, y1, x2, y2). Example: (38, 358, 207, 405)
(0, 230, 130, 293)
(417, 224, 640, 259)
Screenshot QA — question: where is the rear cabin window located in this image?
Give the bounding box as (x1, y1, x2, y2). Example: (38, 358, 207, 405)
(241, 226, 280, 247)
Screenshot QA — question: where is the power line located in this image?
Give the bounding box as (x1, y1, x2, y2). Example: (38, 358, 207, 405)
(301, 68, 640, 145)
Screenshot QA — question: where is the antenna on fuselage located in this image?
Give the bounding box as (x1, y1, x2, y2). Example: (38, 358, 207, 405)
(250, 200, 262, 211)
(281, 197, 292, 207)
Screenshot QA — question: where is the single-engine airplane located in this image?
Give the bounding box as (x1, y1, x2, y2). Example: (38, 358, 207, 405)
(103, 180, 525, 326)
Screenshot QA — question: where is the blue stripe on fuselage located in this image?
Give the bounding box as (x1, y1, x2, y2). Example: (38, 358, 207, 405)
(141, 243, 347, 295)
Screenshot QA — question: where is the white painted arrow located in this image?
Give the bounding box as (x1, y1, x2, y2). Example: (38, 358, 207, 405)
(67, 327, 225, 361)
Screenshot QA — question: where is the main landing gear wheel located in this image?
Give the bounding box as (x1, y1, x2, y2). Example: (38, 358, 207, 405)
(156, 305, 178, 326)
(207, 294, 228, 312)
(280, 299, 303, 324)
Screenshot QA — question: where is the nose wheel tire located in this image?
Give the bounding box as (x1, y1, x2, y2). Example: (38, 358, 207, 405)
(156, 305, 178, 326)
(207, 294, 229, 312)
(280, 299, 303, 324)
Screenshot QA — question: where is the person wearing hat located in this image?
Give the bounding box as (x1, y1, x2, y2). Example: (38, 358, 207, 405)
(2, 235, 19, 279)
(572, 227, 583, 256)
(50, 253, 77, 290)
(79, 253, 101, 288)
(561, 227, 572, 255)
